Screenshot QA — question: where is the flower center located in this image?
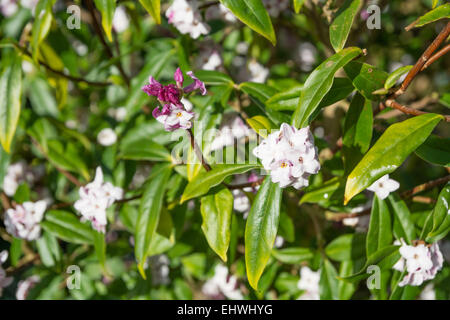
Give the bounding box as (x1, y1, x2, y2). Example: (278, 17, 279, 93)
(176, 112, 182, 117)
(280, 162, 288, 168)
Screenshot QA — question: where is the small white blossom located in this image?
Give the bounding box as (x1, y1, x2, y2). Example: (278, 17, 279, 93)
(74, 167, 123, 233)
(108, 107, 127, 122)
(0, 251, 12, 297)
(97, 128, 117, 146)
(274, 236, 284, 248)
(248, 60, 269, 83)
(3, 161, 27, 196)
(253, 123, 320, 190)
(393, 240, 443, 287)
(236, 42, 249, 55)
(419, 283, 436, 300)
(205, 3, 236, 22)
(166, 0, 210, 39)
(113, 6, 130, 33)
(297, 42, 317, 72)
(367, 174, 400, 200)
(232, 189, 250, 213)
(202, 264, 243, 300)
(0, 0, 18, 17)
(297, 266, 320, 300)
(16, 275, 39, 300)
(196, 50, 222, 71)
(4, 200, 46, 240)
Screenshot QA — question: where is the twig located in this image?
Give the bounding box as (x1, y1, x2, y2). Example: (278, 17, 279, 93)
(187, 128, 211, 172)
(384, 99, 450, 122)
(376, 95, 438, 120)
(0, 192, 11, 210)
(421, 44, 450, 71)
(401, 175, 450, 198)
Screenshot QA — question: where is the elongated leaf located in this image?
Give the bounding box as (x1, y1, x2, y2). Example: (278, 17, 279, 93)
(387, 194, 416, 244)
(246, 115, 275, 138)
(425, 183, 450, 242)
(293, 0, 304, 13)
(41, 210, 95, 244)
(245, 176, 282, 290)
(239, 82, 278, 102)
(415, 135, 450, 167)
(266, 85, 303, 111)
(344, 114, 443, 204)
(200, 187, 233, 262)
(344, 61, 388, 101)
(119, 140, 171, 162)
(135, 164, 172, 277)
(139, 0, 161, 24)
(194, 70, 234, 86)
(220, 0, 276, 45)
(0, 55, 22, 153)
(299, 177, 344, 207)
(36, 232, 60, 268)
(94, 0, 115, 41)
(366, 196, 392, 257)
(94, 230, 107, 271)
(329, 0, 361, 52)
(338, 260, 360, 299)
(181, 164, 259, 203)
(319, 259, 339, 300)
(272, 247, 314, 264)
(292, 47, 362, 128)
(343, 93, 373, 174)
(31, 0, 54, 61)
(325, 233, 366, 262)
(413, 4, 450, 29)
(384, 65, 413, 89)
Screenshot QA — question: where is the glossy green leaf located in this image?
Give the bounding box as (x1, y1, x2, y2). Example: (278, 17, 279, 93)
(139, 0, 161, 24)
(329, 0, 361, 52)
(342, 93, 373, 174)
(31, 0, 54, 61)
(246, 115, 275, 138)
(345, 114, 443, 204)
(366, 196, 392, 257)
(384, 65, 413, 89)
(200, 187, 233, 262)
(299, 177, 344, 207)
(239, 82, 278, 102)
(94, 0, 115, 41)
(387, 194, 416, 244)
(94, 230, 107, 272)
(181, 164, 260, 203)
(119, 140, 171, 162)
(0, 55, 22, 153)
(36, 232, 61, 268)
(135, 164, 172, 277)
(220, 0, 276, 45)
(41, 210, 96, 244)
(194, 70, 234, 86)
(245, 176, 282, 290)
(413, 4, 450, 29)
(344, 61, 388, 101)
(325, 233, 366, 262)
(338, 260, 360, 299)
(319, 259, 339, 300)
(415, 135, 450, 167)
(272, 247, 314, 264)
(293, 0, 304, 13)
(266, 85, 303, 111)
(292, 47, 362, 128)
(425, 183, 450, 242)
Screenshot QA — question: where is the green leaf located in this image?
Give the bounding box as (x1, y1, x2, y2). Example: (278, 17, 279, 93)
(415, 134, 450, 167)
(319, 259, 339, 300)
(342, 93, 373, 174)
(36, 232, 61, 268)
(239, 82, 278, 102)
(366, 196, 392, 257)
(344, 61, 389, 101)
(425, 183, 450, 242)
(94, 0, 116, 42)
(293, 0, 304, 13)
(266, 85, 303, 111)
(329, 0, 361, 52)
(139, 0, 161, 24)
(299, 177, 344, 207)
(246, 115, 276, 138)
(0, 55, 22, 153)
(384, 65, 413, 90)
(245, 176, 282, 290)
(94, 230, 107, 272)
(412, 4, 450, 29)
(31, 0, 54, 61)
(194, 70, 234, 86)
(338, 260, 360, 299)
(135, 164, 172, 277)
(200, 187, 233, 262)
(272, 247, 314, 264)
(220, 0, 276, 45)
(119, 140, 171, 162)
(292, 47, 362, 128)
(181, 164, 260, 203)
(387, 194, 416, 244)
(325, 233, 366, 262)
(344, 114, 443, 204)
(41, 210, 96, 244)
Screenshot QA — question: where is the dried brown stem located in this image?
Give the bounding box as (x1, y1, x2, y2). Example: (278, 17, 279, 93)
(385, 99, 450, 122)
(401, 175, 450, 198)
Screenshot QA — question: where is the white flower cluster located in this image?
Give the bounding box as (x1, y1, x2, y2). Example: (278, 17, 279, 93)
(367, 174, 399, 200)
(166, 0, 210, 39)
(297, 266, 320, 300)
(248, 60, 269, 84)
(74, 167, 123, 233)
(97, 128, 118, 146)
(202, 264, 243, 300)
(16, 275, 39, 300)
(263, 0, 290, 18)
(253, 123, 320, 189)
(205, 3, 236, 22)
(196, 49, 222, 71)
(393, 240, 443, 287)
(3, 161, 41, 197)
(5, 200, 47, 241)
(0, 251, 12, 297)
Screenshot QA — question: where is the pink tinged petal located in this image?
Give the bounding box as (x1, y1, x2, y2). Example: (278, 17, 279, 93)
(174, 67, 184, 88)
(184, 71, 207, 95)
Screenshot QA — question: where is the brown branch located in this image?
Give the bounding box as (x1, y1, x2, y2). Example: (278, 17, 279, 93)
(86, 0, 130, 86)
(376, 95, 439, 120)
(421, 44, 450, 71)
(187, 128, 211, 172)
(385, 99, 450, 122)
(327, 208, 371, 222)
(402, 175, 450, 198)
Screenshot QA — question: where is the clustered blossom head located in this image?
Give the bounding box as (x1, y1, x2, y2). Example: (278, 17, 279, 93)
(297, 266, 320, 300)
(2, 161, 43, 197)
(142, 68, 206, 132)
(0, 251, 12, 297)
(74, 167, 123, 233)
(253, 123, 320, 190)
(5, 200, 46, 241)
(202, 264, 243, 300)
(393, 239, 443, 287)
(165, 0, 210, 39)
(367, 174, 400, 200)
